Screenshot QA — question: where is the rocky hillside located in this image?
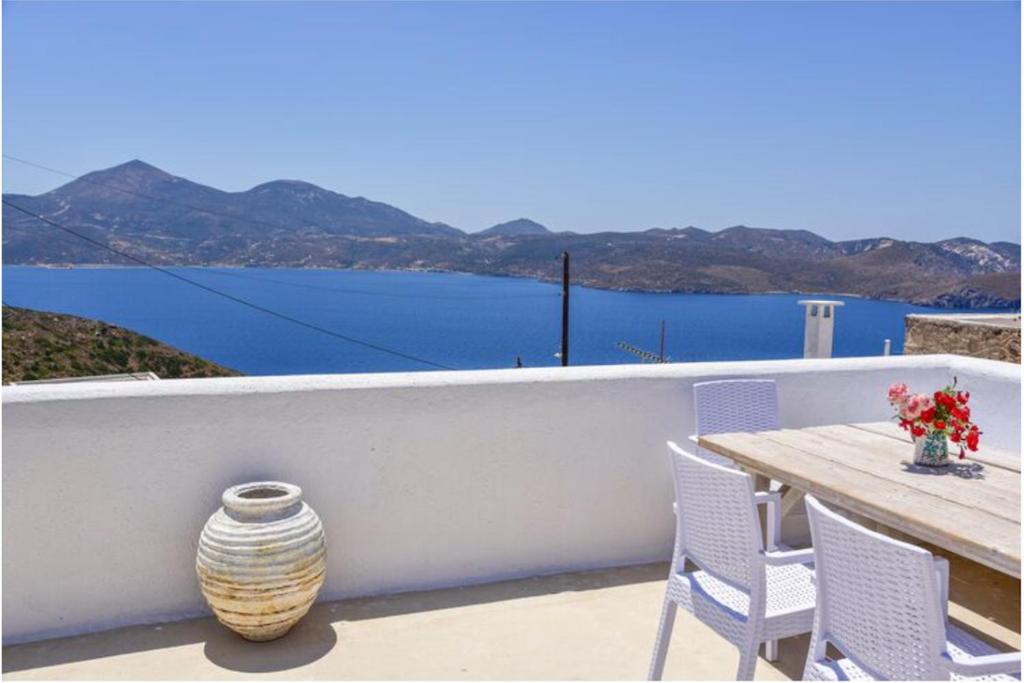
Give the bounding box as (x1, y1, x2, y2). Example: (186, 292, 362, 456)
(4, 160, 1020, 309)
(2, 305, 239, 383)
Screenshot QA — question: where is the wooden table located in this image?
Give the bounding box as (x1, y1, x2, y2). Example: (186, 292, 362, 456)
(698, 421, 1021, 578)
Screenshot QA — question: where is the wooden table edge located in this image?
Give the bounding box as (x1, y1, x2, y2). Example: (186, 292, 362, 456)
(698, 430, 1022, 579)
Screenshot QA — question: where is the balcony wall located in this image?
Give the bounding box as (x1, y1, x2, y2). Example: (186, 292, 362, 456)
(3, 354, 1019, 644)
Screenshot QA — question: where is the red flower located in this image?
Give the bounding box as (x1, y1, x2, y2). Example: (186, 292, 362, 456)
(889, 382, 980, 453)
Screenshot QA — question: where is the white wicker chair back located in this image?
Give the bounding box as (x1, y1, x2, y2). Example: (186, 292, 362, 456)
(693, 380, 780, 465)
(668, 442, 763, 590)
(805, 495, 947, 680)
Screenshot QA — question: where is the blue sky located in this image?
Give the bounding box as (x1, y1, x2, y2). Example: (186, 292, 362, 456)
(3, 1, 1020, 242)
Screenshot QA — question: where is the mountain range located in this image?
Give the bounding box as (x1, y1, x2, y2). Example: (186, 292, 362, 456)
(3, 160, 1020, 309)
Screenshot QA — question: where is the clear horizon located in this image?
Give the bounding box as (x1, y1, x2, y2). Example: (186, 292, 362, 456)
(3, 1, 1020, 242)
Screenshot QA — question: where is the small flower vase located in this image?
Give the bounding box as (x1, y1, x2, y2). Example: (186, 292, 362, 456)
(913, 431, 950, 467)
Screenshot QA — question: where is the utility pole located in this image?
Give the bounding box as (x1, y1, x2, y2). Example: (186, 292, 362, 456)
(561, 251, 570, 367)
(659, 320, 666, 363)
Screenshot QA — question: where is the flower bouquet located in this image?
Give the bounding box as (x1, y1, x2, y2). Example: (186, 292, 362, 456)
(887, 380, 981, 466)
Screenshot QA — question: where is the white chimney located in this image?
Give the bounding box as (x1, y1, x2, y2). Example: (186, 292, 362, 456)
(798, 300, 845, 358)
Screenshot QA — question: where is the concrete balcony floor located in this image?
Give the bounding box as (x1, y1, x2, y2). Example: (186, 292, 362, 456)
(4, 556, 1019, 681)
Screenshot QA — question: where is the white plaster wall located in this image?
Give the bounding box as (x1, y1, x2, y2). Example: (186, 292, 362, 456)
(3, 354, 1018, 644)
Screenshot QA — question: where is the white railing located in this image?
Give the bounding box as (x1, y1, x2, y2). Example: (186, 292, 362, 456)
(3, 354, 1019, 644)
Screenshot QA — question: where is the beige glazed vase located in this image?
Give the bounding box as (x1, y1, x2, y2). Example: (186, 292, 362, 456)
(197, 481, 327, 641)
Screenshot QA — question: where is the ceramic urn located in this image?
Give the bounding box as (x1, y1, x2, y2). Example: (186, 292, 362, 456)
(197, 481, 326, 641)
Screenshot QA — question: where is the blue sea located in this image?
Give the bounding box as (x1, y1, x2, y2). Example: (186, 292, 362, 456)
(1, 266, 993, 375)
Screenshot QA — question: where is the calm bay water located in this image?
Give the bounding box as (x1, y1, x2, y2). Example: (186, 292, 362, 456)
(1, 266, 985, 375)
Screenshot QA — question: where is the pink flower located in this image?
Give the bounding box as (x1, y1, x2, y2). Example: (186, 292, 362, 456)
(887, 383, 910, 405)
(900, 394, 933, 421)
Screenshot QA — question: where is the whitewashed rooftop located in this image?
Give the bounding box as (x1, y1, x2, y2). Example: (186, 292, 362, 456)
(3, 354, 1020, 678)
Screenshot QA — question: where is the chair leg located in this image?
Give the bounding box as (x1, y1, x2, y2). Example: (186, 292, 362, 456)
(736, 640, 759, 681)
(648, 597, 678, 681)
(765, 638, 779, 662)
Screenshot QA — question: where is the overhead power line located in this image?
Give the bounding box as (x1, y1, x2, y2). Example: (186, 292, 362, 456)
(2, 199, 456, 371)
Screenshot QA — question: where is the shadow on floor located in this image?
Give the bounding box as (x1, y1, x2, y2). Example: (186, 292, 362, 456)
(326, 562, 669, 623)
(203, 614, 338, 674)
(2, 562, 669, 675)
(5, 558, 1017, 678)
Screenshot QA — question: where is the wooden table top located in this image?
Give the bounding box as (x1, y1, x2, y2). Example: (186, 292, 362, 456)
(698, 421, 1021, 578)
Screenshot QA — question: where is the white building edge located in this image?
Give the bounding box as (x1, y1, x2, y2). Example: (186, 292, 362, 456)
(3, 353, 1020, 645)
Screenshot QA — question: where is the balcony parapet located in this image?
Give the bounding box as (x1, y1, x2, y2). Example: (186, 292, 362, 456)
(3, 354, 1019, 645)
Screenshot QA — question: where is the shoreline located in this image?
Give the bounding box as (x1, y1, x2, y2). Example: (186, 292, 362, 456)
(4, 262, 1019, 311)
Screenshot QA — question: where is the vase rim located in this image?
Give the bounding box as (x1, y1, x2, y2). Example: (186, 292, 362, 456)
(223, 481, 302, 517)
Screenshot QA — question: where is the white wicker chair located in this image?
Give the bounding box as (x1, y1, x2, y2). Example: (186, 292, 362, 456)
(648, 442, 816, 681)
(691, 379, 780, 467)
(804, 494, 1022, 681)
(690, 378, 788, 659)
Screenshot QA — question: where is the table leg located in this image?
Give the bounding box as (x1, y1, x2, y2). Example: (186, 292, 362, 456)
(752, 471, 782, 662)
(780, 488, 806, 518)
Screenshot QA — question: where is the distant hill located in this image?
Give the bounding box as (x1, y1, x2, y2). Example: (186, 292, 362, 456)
(2, 305, 240, 383)
(478, 218, 551, 237)
(3, 159, 460, 264)
(3, 160, 1020, 309)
